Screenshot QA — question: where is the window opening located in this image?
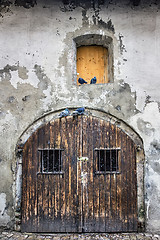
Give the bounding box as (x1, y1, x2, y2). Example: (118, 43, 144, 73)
(39, 149, 63, 173)
(95, 149, 120, 173)
(77, 45, 109, 85)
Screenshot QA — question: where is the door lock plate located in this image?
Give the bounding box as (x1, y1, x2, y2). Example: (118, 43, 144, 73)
(77, 157, 89, 162)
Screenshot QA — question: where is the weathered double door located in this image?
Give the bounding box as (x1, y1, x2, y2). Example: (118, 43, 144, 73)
(22, 115, 137, 232)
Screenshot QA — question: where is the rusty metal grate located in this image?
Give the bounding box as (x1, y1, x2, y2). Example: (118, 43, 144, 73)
(38, 149, 63, 174)
(95, 148, 120, 173)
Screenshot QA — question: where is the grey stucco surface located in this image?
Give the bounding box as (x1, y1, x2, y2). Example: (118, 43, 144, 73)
(0, 0, 160, 233)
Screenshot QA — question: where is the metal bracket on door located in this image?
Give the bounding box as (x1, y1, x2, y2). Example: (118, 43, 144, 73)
(77, 157, 89, 162)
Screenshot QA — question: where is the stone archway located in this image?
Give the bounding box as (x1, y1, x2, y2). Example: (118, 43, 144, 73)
(14, 109, 145, 232)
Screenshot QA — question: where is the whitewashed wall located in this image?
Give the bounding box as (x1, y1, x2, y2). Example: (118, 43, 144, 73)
(0, 0, 160, 233)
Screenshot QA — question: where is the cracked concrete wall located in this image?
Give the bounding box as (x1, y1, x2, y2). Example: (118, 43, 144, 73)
(0, 0, 160, 233)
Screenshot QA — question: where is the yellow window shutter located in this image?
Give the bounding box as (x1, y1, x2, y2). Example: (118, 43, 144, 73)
(77, 45, 109, 85)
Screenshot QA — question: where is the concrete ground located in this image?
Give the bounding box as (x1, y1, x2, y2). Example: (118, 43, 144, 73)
(0, 232, 160, 240)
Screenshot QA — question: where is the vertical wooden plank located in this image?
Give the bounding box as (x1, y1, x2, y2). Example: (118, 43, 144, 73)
(87, 116, 95, 232)
(108, 120, 112, 231)
(67, 115, 78, 232)
(129, 138, 133, 231)
(127, 137, 132, 231)
(37, 174, 43, 231)
(27, 140, 32, 230)
(55, 174, 59, 231)
(121, 130, 125, 231)
(65, 117, 70, 231)
(116, 127, 123, 231)
(77, 115, 83, 232)
(132, 143, 138, 231)
(46, 124, 51, 231)
(36, 129, 41, 232)
(30, 131, 38, 231)
(58, 120, 62, 232)
(75, 116, 80, 232)
(82, 116, 89, 232)
(82, 116, 95, 232)
(41, 124, 46, 232)
(67, 116, 73, 232)
(121, 130, 129, 232)
(63, 117, 69, 232)
(47, 121, 54, 232)
(36, 126, 44, 231)
(92, 118, 100, 232)
(59, 117, 66, 232)
(99, 119, 106, 232)
(47, 174, 52, 231)
(104, 120, 111, 231)
(72, 116, 78, 232)
(53, 119, 60, 232)
(60, 116, 77, 232)
(21, 142, 29, 231)
(27, 140, 31, 230)
(98, 120, 101, 232)
(114, 125, 119, 231)
(77, 155, 82, 232)
(42, 176, 49, 230)
(110, 123, 117, 231)
(40, 123, 49, 232)
(48, 121, 55, 231)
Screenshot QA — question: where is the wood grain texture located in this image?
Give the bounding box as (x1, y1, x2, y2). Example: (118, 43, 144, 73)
(21, 116, 137, 233)
(77, 46, 108, 84)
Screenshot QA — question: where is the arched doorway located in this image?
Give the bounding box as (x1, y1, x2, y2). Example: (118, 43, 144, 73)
(21, 115, 138, 232)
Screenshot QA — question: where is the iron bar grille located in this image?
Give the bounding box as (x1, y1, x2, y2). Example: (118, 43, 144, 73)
(95, 149, 120, 173)
(38, 149, 63, 173)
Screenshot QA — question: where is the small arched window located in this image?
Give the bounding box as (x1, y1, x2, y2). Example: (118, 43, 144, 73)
(77, 45, 109, 85)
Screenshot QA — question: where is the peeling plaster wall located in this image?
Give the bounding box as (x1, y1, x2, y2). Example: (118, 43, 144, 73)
(0, 0, 160, 233)
(0, 193, 10, 226)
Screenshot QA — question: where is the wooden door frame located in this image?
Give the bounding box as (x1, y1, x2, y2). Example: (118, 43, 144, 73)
(14, 109, 145, 232)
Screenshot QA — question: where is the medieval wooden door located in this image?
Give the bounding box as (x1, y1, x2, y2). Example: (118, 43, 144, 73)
(21, 115, 137, 232)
